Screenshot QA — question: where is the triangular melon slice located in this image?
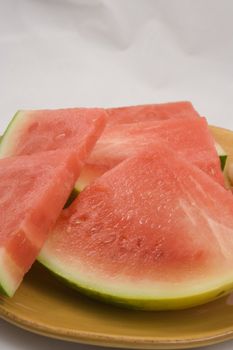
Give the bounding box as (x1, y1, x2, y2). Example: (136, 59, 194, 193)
(0, 150, 81, 297)
(0, 108, 106, 296)
(0, 108, 106, 158)
(76, 116, 224, 191)
(39, 140, 233, 310)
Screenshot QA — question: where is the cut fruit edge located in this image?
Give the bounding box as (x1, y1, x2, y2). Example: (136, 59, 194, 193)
(0, 111, 29, 158)
(0, 150, 84, 297)
(0, 248, 22, 297)
(38, 141, 233, 310)
(74, 141, 228, 194)
(38, 250, 233, 310)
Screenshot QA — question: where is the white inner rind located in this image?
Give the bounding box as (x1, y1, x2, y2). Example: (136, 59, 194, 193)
(0, 248, 21, 297)
(38, 247, 233, 302)
(0, 112, 31, 158)
(215, 142, 227, 157)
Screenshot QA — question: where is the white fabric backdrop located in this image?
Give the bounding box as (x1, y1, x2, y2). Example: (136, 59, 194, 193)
(1, 0, 233, 349)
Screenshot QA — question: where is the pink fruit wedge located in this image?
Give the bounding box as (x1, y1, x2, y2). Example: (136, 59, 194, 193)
(76, 116, 224, 191)
(0, 150, 82, 297)
(39, 141, 233, 310)
(0, 108, 106, 297)
(0, 108, 106, 159)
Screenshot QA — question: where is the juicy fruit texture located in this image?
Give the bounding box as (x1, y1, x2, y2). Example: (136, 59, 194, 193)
(106, 101, 199, 124)
(39, 141, 233, 310)
(0, 108, 106, 159)
(0, 150, 82, 297)
(0, 107, 106, 296)
(76, 117, 224, 191)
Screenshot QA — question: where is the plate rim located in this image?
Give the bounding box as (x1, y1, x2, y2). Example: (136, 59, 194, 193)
(1, 306, 233, 349)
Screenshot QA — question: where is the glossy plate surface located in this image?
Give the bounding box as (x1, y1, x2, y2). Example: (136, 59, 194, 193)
(1, 125, 233, 350)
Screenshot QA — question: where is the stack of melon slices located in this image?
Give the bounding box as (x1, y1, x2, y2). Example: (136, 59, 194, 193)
(0, 108, 106, 296)
(0, 101, 232, 311)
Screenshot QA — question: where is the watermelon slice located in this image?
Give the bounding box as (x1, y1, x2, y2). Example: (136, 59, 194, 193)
(76, 117, 224, 191)
(39, 141, 233, 310)
(106, 101, 199, 124)
(0, 108, 106, 158)
(0, 150, 82, 297)
(0, 109, 106, 297)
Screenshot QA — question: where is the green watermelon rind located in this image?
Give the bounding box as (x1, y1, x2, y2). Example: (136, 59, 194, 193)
(215, 142, 228, 171)
(0, 258, 16, 297)
(220, 155, 227, 171)
(38, 254, 233, 310)
(64, 187, 79, 208)
(0, 283, 8, 297)
(74, 180, 86, 194)
(0, 111, 21, 157)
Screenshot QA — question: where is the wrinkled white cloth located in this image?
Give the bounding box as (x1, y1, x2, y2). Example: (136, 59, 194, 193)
(0, 1, 233, 350)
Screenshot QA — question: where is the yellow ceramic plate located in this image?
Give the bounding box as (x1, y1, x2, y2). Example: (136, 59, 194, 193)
(1, 125, 233, 350)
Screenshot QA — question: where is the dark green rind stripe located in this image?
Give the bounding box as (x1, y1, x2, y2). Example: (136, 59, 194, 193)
(64, 188, 79, 208)
(220, 155, 227, 171)
(0, 283, 9, 297)
(37, 258, 232, 311)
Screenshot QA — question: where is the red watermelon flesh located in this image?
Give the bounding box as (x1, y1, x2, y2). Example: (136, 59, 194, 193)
(106, 101, 199, 125)
(76, 117, 224, 191)
(0, 150, 85, 297)
(39, 141, 233, 310)
(0, 108, 106, 297)
(0, 108, 106, 159)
